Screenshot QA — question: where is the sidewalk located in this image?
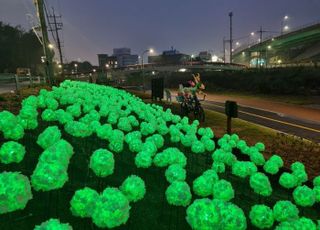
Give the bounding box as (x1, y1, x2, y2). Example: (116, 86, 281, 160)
(170, 90, 320, 124)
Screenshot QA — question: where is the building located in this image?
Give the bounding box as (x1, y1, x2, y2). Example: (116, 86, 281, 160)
(148, 47, 190, 65)
(199, 51, 212, 62)
(113, 48, 138, 67)
(97, 54, 108, 69)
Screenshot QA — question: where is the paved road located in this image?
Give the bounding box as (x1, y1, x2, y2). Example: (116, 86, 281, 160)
(201, 100, 320, 143)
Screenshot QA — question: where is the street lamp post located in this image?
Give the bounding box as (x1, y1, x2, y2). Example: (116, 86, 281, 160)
(74, 63, 78, 78)
(141, 49, 154, 91)
(281, 15, 289, 35)
(190, 54, 194, 66)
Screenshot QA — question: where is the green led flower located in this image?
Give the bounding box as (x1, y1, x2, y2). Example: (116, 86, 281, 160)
(263, 155, 283, 175)
(165, 164, 186, 183)
(292, 169, 308, 185)
(279, 172, 298, 189)
(41, 109, 57, 121)
(186, 199, 220, 230)
(70, 187, 99, 218)
(218, 201, 247, 230)
(213, 179, 234, 202)
(135, 151, 153, 168)
(291, 162, 305, 172)
(212, 162, 225, 173)
(313, 176, 320, 187)
(314, 186, 320, 202)
(128, 139, 143, 153)
(31, 162, 68, 191)
(165, 181, 192, 207)
(0, 141, 26, 164)
(89, 149, 115, 177)
(232, 161, 258, 178)
(96, 124, 113, 140)
(34, 218, 72, 230)
(249, 150, 265, 166)
(0, 172, 32, 214)
(193, 169, 219, 197)
(37, 126, 61, 149)
(119, 175, 146, 202)
(249, 172, 272, 196)
(273, 200, 299, 222)
(191, 140, 205, 154)
(293, 185, 315, 207)
(92, 188, 130, 228)
(249, 205, 274, 229)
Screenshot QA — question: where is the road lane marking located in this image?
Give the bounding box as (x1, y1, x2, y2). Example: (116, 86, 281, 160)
(203, 103, 320, 133)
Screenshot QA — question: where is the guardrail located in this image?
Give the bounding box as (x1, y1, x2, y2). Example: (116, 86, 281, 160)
(0, 74, 46, 94)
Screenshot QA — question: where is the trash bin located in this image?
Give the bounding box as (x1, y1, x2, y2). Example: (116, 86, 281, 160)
(151, 77, 164, 101)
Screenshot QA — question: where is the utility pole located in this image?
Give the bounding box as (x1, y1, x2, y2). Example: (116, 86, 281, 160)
(49, 7, 64, 78)
(223, 37, 226, 63)
(229, 12, 233, 64)
(257, 26, 269, 68)
(34, 0, 54, 85)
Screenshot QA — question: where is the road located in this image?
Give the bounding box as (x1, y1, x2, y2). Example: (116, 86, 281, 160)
(201, 100, 320, 143)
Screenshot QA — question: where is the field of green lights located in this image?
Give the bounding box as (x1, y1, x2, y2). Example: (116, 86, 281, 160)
(0, 81, 319, 230)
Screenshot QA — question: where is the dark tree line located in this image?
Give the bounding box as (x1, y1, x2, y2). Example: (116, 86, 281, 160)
(0, 22, 43, 74)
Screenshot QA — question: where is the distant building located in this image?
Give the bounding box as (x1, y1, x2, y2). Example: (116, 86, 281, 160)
(199, 51, 212, 62)
(97, 47, 139, 68)
(113, 48, 139, 67)
(148, 47, 190, 65)
(113, 48, 131, 56)
(106, 56, 118, 68)
(97, 54, 108, 69)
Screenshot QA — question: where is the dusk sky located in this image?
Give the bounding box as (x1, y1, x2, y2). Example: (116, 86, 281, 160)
(1, 0, 320, 65)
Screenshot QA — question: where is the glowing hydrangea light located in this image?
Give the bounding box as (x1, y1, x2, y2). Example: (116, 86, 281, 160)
(313, 176, 320, 187)
(232, 161, 258, 178)
(92, 188, 130, 228)
(314, 186, 320, 202)
(165, 181, 192, 207)
(193, 170, 219, 197)
(0, 172, 32, 214)
(37, 126, 61, 149)
(34, 218, 72, 230)
(217, 200, 247, 230)
(249, 150, 265, 166)
(128, 139, 143, 153)
(0, 141, 26, 164)
(279, 172, 298, 189)
(186, 199, 220, 230)
(273, 200, 299, 222)
(263, 155, 283, 175)
(65, 121, 93, 138)
(135, 151, 153, 168)
(119, 175, 146, 202)
(70, 187, 99, 218)
(89, 149, 115, 177)
(191, 141, 205, 154)
(292, 169, 308, 185)
(153, 148, 186, 168)
(31, 163, 68, 191)
(186, 199, 246, 230)
(165, 164, 186, 183)
(213, 179, 234, 201)
(249, 172, 272, 196)
(41, 109, 57, 121)
(291, 162, 305, 171)
(293, 185, 316, 207)
(249, 205, 274, 229)
(212, 162, 225, 173)
(96, 124, 112, 140)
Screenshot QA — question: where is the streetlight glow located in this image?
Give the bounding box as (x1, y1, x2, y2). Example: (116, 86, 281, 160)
(268, 45, 272, 49)
(284, 15, 289, 20)
(251, 32, 255, 36)
(48, 44, 54, 49)
(284, 25, 290, 31)
(149, 49, 154, 54)
(74, 63, 78, 67)
(236, 42, 240, 46)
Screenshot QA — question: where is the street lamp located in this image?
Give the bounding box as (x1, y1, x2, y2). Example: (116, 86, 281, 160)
(281, 15, 289, 35)
(141, 49, 154, 91)
(74, 63, 78, 78)
(191, 54, 195, 66)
